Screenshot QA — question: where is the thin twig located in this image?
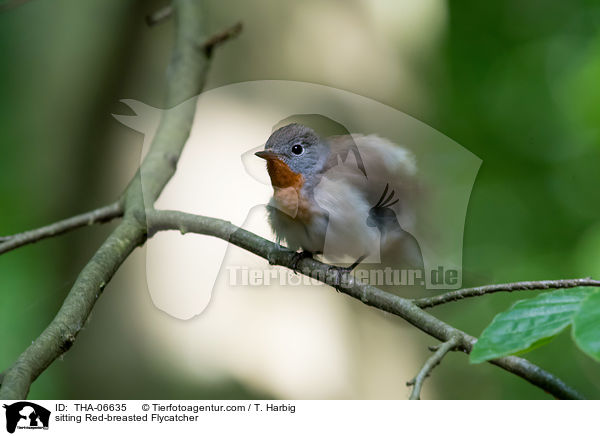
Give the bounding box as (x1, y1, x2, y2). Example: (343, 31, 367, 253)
(145, 210, 585, 400)
(146, 4, 173, 26)
(407, 335, 460, 400)
(413, 278, 600, 309)
(0, 202, 123, 255)
(0, 1, 238, 400)
(201, 21, 243, 56)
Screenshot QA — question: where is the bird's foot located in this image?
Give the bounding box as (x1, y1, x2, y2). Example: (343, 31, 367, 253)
(290, 250, 319, 273)
(326, 254, 368, 290)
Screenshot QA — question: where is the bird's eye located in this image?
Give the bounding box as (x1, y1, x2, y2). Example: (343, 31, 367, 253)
(291, 144, 304, 155)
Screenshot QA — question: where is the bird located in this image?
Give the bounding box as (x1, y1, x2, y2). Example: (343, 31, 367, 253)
(255, 122, 421, 274)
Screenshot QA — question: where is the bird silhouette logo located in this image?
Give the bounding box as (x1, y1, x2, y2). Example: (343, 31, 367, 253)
(110, 80, 481, 318)
(3, 402, 51, 433)
(367, 183, 424, 271)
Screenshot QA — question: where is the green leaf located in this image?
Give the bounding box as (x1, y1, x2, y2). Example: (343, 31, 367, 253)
(470, 288, 596, 364)
(572, 290, 600, 362)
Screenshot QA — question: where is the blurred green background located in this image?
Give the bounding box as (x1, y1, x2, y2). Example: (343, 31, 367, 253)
(1, 0, 599, 399)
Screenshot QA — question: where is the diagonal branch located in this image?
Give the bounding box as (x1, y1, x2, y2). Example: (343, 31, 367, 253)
(0, 23, 244, 259)
(0, 201, 123, 255)
(0, 220, 146, 399)
(413, 278, 600, 309)
(201, 22, 243, 56)
(407, 335, 460, 400)
(145, 209, 585, 400)
(0, 1, 241, 400)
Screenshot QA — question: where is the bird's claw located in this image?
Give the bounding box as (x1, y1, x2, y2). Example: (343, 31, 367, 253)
(326, 254, 368, 290)
(326, 265, 356, 290)
(290, 250, 314, 273)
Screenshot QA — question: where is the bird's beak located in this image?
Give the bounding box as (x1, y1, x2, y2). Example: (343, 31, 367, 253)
(255, 150, 279, 160)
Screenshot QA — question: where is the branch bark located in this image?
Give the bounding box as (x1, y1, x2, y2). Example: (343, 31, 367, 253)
(145, 209, 585, 400)
(414, 278, 600, 309)
(0, 202, 123, 255)
(0, 0, 238, 400)
(407, 335, 461, 400)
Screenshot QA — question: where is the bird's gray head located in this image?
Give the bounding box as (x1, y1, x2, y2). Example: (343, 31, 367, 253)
(255, 123, 329, 178)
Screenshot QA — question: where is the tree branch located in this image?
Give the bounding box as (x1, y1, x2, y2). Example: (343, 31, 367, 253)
(0, 202, 123, 255)
(145, 209, 585, 400)
(201, 22, 243, 56)
(0, 220, 147, 399)
(413, 278, 600, 309)
(0, 0, 239, 400)
(407, 335, 460, 400)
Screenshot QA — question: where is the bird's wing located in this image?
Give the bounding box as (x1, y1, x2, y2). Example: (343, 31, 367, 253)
(311, 134, 422, 264)
(326, 134, 419, 223)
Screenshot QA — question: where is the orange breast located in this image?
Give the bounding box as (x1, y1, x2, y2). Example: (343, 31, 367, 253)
(266, 158, 313, 222)
(267, 158, 304, 189)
